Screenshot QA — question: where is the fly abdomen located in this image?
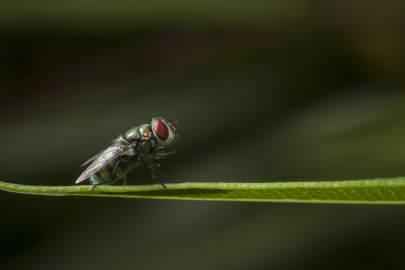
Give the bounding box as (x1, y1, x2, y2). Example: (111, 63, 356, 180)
(89, 159, 131, 185)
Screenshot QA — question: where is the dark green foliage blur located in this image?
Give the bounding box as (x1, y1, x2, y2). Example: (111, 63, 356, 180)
(1, 1, 405, 269)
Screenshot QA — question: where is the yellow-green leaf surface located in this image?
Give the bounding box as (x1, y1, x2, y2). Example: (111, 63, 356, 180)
(2, 178, 405, 204)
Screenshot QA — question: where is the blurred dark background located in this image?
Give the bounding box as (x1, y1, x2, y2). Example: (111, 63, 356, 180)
(1, 1, 405, 269)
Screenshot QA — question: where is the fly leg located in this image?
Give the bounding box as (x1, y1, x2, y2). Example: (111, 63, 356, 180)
(151, 151, 177, 183)
(140, 156, 177, 184)
(92, 160, 121, 191)
(116, 156, 138, 186)
(149, 161, 177, 183)
(92, 179, 113, 191)
(137, 157, 167, 188)
(153, 151, 177, 167)
(153, 151, 177, 159)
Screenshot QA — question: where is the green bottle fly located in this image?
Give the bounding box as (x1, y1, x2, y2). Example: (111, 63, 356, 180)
(76, 117, 178, 191)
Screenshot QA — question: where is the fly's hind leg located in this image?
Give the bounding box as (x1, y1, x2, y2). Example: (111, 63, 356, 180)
(92, 180, 114, 192)
(92, 160, 121, 191)
(115, 156, 138, 186)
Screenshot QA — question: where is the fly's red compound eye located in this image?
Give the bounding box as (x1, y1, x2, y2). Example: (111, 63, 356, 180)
(153, 121, 169, 141)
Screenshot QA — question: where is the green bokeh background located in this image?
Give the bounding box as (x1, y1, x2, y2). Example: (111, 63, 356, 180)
(1, 1, 405, 269)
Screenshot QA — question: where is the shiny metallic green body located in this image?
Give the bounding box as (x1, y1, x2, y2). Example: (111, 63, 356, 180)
(89, 159, 131, 185)
(89, 124, 156, 185)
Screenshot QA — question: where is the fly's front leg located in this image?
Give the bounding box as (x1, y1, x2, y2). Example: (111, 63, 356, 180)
(153, 151, 177, 158)
(141, 153, 177, 184)
(148, 161, 177, 183)
(137, 157, 167, 188)
(153, 151, 177, 167)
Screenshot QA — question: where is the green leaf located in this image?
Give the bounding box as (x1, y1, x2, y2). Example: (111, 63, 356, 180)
(2, 178, 405, 204)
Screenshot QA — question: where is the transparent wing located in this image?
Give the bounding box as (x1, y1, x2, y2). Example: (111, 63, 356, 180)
(75, 143, 131, 184)
(81, 151, 103, 167)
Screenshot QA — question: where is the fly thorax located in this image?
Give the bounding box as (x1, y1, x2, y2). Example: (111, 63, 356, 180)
(138, 124, 153, 140)
(113, 134, 126, 144)
(125, 126, 141, 141)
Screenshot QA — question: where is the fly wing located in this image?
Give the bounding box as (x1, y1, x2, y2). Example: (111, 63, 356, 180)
(81, 151, 103, 167)
(75, 143, 131, 184)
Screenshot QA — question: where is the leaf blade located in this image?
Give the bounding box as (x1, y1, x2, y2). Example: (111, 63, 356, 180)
(1, 178, 405, 204)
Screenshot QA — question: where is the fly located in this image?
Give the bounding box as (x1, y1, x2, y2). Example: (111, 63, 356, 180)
(76, 117, 179, 191)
